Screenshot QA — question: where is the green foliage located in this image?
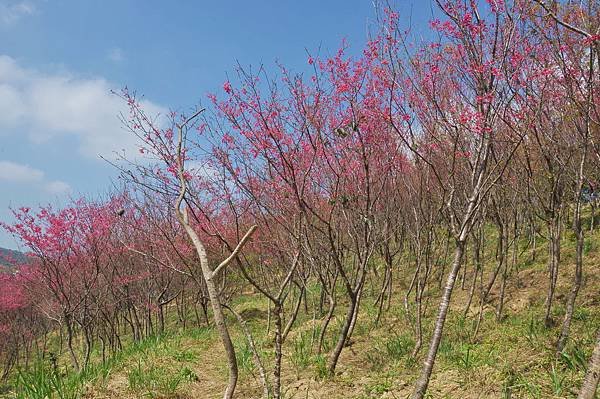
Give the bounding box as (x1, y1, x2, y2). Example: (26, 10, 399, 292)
(291, 331, 311, 375)
(13, 362, 82, 399)
(127, 358, 198, 397)
(312, 354, 328, 380)
(548, 364, 567, 396)
(172, 349, 197, 362)
(364, 378, 392, 396)
(364, 347, 386, 372)
(583, 238, 594, 255)
(501, 366, 518, 399)
(385, 333, 414, 361)
(500, 366, 542, 399)
(234, 339, 255, 374)
(559, 344, 588, 372)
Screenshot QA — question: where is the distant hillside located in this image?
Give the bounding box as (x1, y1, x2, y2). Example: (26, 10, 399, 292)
(0, 247, 28, 268)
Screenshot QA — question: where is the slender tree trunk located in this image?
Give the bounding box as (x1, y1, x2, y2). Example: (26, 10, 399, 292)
(590, 201, 596, 232)
(203, 273, 237, 399)
(496, 226, 509, 322)
(474, 224, 505, 338)
(283, 286, 304, 339)
(412, 277, 423, 357)
(411, 240, 465, 399)
(228, 305, 270, 398)
(375, 258, 392, 326)
(65, 316, 80, 372)
(578, 328, 600, 399)
(544, 212, 562, 327)
(328, 292, 358, 375)
(557, 146, 587, 353)
(463, 232, 481, 318)
(83, 326, 92, 370)
(318, 295, 336, 354)
(273, 304, 283, 399)
(346, 284, 364, 344)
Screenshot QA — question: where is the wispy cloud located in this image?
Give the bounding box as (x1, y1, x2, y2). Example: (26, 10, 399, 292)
(0, 1, 36, 26)
(0, 160, 72, 195)
(44, 180, 72, 195)
(107, 47, 124, 63)
(0, 160, 44, 183)
(0, 55, 166, 159)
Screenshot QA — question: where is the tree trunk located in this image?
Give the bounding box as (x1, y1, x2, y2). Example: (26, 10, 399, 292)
(411, 240, 465, 399)
(273, 304, 283, 399)
(544, 213, 562, 327)
(318, 295, 336, 354)
(65, 316, 80, 372)
(463, 232, 481, 318)
(328, 292, 358, 375)
(578, 328, 600, 399)
(557, 147, 587, 353)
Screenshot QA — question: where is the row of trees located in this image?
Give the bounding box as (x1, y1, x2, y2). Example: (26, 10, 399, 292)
(1, 0, 600, 398)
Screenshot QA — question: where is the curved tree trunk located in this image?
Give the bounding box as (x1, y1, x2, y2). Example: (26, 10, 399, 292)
(327, 291, 358, 375)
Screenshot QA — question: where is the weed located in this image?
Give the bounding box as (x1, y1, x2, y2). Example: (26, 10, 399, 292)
(235, 339, 255, 374)
(559, 344, 588, 372)
(13, 361, 84, 399)
(172, 349, 197, 362)
(385, 333, 414, 361)
(548, 364, 567, 395)
(365, 378, 392, 396)
(313, 354, 328, 380)
(291, 332, 311, 374)
(501, 366, 518, 399)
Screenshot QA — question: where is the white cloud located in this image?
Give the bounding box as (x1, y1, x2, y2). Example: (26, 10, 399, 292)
(44, 180, 72, 195)
(0, 160, 72, 195)
(0, 55, 166, 159)
(0, 160, 44, 182)
(107, 47, 124, 63)
(0, 1, 36, 26)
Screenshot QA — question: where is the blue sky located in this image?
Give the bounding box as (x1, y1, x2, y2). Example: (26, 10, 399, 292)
(0, 0, 434, 249)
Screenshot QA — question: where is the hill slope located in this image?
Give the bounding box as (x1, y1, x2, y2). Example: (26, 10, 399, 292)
(0, 247, 27, 269)
(1, 228, 599, 398)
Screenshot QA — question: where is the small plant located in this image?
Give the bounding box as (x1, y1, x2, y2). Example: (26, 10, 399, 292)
(162, 373, 184, 395)
(572, 307, 591, 322)
(365, 347, 386, 371)
(548, 364, 566, 395)
(385, 333, 414, 361)
(365, 378, 392, 396)
(559, 344, 588, 371)
(457, 344, 475, 369)
(313, 354, 328, 380)
(160, 367, 197, 396)
(501, 366, 517, 399)
(525, 316, 542, 345)
(518, 375, 541, 399)
(583, 239, 593, 255)
(291, 332, 311, 375)
(14, 364, 53, 399)
(180, 366, 199, 382)
(438, 339, 455, 360)
(14, 362, 83, 399)
(173, 349, 197, 362)
(235, 340, 255, 374)
(404, 354, 417, 369)
(127, 359, 147, 391)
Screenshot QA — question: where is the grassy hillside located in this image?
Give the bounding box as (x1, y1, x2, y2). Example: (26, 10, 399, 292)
(2, 220, 599, 399)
